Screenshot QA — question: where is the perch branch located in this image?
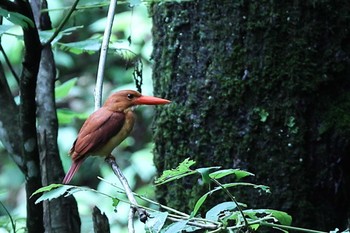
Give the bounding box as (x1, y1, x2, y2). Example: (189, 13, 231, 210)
(94, 0, 118, 109)
(128, 207, 136, 233)
(105, 155, 148, 224)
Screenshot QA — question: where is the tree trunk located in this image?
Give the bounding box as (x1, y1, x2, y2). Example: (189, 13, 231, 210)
(32, 0, 81, 232)
(151, 1, 350, 231)
(0, 1, 81, 232)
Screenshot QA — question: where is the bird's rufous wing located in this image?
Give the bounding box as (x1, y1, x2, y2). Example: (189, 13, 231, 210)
(70, 107, 125, 161)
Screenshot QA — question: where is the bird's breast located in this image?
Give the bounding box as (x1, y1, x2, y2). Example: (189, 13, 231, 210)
(94, 111, 135, 156)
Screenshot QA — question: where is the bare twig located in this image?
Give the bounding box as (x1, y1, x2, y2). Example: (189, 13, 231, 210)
(105, 155, 148, 223)
(0, 200, 16, 232)
(211, 178, 249, 228)
(0, 44, 19, 84)
(43, 0, 80, 46)
(94, 0, 118, 110)
(128, 207, 136, 233)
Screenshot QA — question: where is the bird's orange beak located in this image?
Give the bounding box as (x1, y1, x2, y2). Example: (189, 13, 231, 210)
(134, 95, 171, 105)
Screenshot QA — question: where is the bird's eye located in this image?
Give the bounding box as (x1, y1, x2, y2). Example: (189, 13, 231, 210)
(127, 93, 134, 100)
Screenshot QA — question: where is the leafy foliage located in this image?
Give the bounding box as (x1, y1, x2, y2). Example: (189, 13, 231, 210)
(32, 159, 300, 233)
(0, 9, 34, 28)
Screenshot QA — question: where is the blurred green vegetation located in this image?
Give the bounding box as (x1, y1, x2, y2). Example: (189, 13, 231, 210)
(0, 1, 157, 232)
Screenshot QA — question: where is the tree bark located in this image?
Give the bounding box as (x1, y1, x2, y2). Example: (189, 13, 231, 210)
(0, 0, 81, 232)
(92, 206, 111, 233)
(33, 1, 81, 232)
(151, 1, 350, 231)
(15, 1, 44, 231)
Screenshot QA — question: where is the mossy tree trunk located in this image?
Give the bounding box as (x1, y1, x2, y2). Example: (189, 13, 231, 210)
(151, 1, 350, 231)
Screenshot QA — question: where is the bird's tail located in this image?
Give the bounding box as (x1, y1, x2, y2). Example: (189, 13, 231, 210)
(62, 159, 85, 184)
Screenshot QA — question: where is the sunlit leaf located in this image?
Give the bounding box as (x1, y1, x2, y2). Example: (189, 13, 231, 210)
(250, 224, 260, 231)
(57, 109, 89, 125)
(59, 39, 101, 54)
(196, 166, 220, 184)
(35, 186, 70, 203)
(0, 9, 34, 28)
(55, 78, 77, 99)
(31, 183, 64, 197)
(155, 158, 196, 185)
(209, 169, 254, 180)
(32, 184, 105, 205)
(243, 209, 292, 226)
(145, 211, 168, 233)
(213, 182, 270, 194)
(39, 26, 84, 45)
(205, 201, 237, 221)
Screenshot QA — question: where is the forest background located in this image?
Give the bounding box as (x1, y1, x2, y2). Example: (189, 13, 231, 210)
(0, 0, 350, 233)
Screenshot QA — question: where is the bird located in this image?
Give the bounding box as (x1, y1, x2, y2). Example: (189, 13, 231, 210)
(62, 90, 170, 184)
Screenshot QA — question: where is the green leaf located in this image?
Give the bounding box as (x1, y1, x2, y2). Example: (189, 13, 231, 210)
(39, 26, 83, 45)
(112, 198, 120, 208)
(213, 182, 270, 193)
(57, 109, 89, 125)
(205, 201, 237, 221)
(161, 220, 188, 233)
(264, 209, 292, 225)
(155, 158, 196, 185)
(0, 9, 34, 28)
(31, 183, 63, 197)
(35, 186, 73, 204)
(243, 209, 292, 226)
(33, 185, 96, 204)
(196, 166, 220, 184)
(55, 78, 77, 99)
(145, 211, 168, 233)
(0, 25, 13, 36)
(59, 39, 102, 54)
(191, 193, 209, 217)
(250, 224, 260, 231)
(209, 169, 254, 180)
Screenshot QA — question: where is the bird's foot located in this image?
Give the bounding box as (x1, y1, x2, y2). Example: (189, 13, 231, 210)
(135, 207, 149, 223)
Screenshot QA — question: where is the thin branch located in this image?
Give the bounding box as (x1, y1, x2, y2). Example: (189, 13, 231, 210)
(211, 178, 249, 228)
(94, 0, 118, 110)
(128, 208, 136, 233)
(43, 0, 80, 46)
(98, 177, 221, 230)
(0, 200, 16, 232)
(105, 155, 148, 223)
(134, 193, 190, 218)
(167, 216, 218, 230)
(0, 44, 20, 84)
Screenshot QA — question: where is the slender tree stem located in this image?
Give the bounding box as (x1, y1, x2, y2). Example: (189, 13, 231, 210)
(128, 208, 136, 233)
(0, 201, 16, 232)
(43, 0, 80, 46)
(105, 155, 148, 223)
(0, 44, 19, 84)
(211, 178, 249, 227)
(94, 0, 118, 109)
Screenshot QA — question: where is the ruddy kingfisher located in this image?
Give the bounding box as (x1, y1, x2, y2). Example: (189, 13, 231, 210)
(63, 90, 170, 184)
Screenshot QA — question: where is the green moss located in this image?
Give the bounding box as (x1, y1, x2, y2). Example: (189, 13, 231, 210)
(151, 0, 350, 229)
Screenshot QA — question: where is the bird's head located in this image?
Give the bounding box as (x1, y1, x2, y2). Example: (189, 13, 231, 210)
(103, 90, 171, 112)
